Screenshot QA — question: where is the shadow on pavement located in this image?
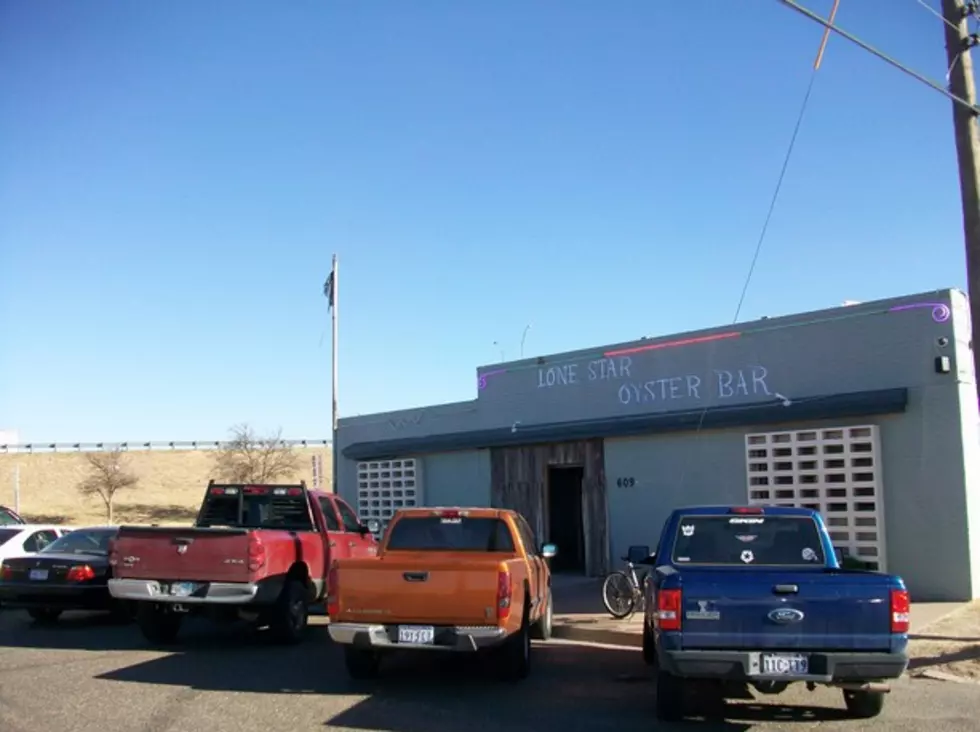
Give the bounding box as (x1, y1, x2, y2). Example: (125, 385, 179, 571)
(908, 643, 980, 672)
(90, 636, 853, 731)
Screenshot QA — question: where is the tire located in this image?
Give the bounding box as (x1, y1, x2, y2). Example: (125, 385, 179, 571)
(344, 646, 381, 680)
(531, 590, 553, 641)
(27, 608, 62, 625)
(601, 571, 635, 619)
(843, 689, 886, 718)
(269, 580, 309, 645)
(495, 600, 532, 682)
(642, 621, 657, 666)
(654, 670, 686, 721)
(136, 603, 182, 645)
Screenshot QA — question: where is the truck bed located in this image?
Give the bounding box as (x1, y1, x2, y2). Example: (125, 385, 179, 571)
(333, 552, 507, 626)
(673, 567, 898, 652)
(111, 526, 254, 584)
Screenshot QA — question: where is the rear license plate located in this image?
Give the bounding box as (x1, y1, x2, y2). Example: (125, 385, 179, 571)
(760, 653, 809, 676)
(397, 625, 435, 644)
(168, 582, 196, 597)
(28, 569, 48, 581)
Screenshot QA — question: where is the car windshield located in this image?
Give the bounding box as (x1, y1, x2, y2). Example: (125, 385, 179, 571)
(0, 529, 20, 546)
(41, 529, 116, 555)
(671, 514, 826, 567)
(386, 516, 516, 552)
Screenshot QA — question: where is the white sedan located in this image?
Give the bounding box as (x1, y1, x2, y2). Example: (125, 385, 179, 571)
(0, 525, 72, 561)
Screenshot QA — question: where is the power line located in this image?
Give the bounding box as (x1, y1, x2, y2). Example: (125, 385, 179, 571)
(733, 69, 820, 323)
(917, 0, 962, 31)
(776, 0, 980, 114)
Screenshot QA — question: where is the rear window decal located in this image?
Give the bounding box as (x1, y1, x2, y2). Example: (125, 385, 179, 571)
(735, 534, 757, 543)
(681, 524, 695, 537)
(740, 549, 755, 563)
(801, 547, 818, 562)
(729, 517, 765, 524)
(676, 556, 691, 562)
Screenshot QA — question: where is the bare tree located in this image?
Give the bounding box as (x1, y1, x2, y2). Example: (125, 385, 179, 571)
(76, 448, 140, 524)
(212, 423, 300, 484)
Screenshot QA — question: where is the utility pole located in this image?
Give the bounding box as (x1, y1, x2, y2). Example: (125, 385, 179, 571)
(942, 0, 980, 381)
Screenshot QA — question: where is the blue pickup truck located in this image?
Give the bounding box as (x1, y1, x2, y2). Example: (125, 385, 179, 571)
(642, 505, 909, 721)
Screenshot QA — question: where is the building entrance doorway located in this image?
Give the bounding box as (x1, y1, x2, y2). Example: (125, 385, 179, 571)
(547, 465, 585, 574)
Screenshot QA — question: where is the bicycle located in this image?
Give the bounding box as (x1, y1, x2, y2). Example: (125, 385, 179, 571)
(601, 544, 657, 619)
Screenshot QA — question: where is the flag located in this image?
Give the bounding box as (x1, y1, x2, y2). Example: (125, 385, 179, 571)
(323, 271, 335, 310)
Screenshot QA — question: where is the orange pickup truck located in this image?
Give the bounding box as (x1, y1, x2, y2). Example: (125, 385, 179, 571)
(327, 506, 557, 682)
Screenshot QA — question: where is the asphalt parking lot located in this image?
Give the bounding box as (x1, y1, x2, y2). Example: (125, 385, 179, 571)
(0, 610, 977, 732)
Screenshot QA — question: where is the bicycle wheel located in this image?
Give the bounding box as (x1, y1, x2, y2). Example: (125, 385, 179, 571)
(601, 571, 636, 618)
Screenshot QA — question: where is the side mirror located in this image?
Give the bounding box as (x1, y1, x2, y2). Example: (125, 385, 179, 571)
(540, 543, 557, 559)
(364, 518, 381, 535)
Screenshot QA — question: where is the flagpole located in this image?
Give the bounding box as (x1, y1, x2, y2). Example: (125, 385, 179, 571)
(330, 254, 339, 494)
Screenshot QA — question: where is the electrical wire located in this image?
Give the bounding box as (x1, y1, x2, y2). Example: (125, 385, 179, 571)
(732, 69, 820, 324)
(916, 0, 961, 31)
(777, 0, 980, 113)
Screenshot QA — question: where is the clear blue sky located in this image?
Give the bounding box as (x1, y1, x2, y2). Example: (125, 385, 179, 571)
(0, 0, 970, 444)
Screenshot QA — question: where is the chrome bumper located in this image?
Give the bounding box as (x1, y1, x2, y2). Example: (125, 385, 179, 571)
(108, 578, 259, 604)
(328, 623, 508, 652)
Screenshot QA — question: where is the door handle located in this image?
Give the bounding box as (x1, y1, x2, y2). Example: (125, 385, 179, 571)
(403, 571, 428, 582)
(773, 584, 799, 595)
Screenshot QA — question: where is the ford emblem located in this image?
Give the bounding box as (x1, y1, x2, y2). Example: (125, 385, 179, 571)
(768, 607, 805, 624)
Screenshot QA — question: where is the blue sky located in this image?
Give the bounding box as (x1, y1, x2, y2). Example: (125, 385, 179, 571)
(0, 0, 970, 443)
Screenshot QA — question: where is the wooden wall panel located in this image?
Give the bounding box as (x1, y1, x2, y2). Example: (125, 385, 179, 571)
(490, 439, 608, 576)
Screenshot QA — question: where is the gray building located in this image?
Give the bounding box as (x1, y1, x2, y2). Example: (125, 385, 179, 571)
(336, 288, 980, 601)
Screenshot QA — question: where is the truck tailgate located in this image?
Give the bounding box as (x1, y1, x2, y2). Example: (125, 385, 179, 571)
(336, 553, 505, 625)
(112, 526, 252, 583)
(677, 569, 895, 651)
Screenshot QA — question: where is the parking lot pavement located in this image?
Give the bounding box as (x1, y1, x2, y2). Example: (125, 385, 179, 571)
(0, 610, 977, 732)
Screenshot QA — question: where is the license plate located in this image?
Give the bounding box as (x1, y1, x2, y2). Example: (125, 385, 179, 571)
(28, 569, 48, 581)
(761, 653, 809, 676)
(168, 582, 195, 597)
(397, 625, 435, 644)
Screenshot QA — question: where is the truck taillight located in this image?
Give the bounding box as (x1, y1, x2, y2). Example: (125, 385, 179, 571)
(66, 565, 95, 582)
(657, 588, 682, 631)
(247, 534, 266, 572)
(326, 563, 340, 617)
(0, 562, 11, 580)
(890, 588, 910, 633)
(107, 538, 118, 567)
(496, 566, 512, 621)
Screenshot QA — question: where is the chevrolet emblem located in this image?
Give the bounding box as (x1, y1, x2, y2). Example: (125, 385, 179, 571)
(176, 545, 188, 555)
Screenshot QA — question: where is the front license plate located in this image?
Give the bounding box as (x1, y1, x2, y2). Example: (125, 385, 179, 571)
(28, 569, 48, 581)
(397, 625, 435, 644)
(168, 582, 195, 597)
(761, 653, 809, 676)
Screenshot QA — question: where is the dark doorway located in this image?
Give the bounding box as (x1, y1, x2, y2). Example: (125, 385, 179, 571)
(547, 466, 585, 574)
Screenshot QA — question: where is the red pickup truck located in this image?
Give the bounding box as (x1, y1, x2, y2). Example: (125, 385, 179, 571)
(107, 481, 377, 645)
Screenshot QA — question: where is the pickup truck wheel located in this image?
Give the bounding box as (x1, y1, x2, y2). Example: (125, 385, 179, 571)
(842, 689, 885, 718)
(654, 671, 686, 721)
(495, 608, 531, 682)
(270, 580, 308, 645)
(136, 604, 182, 644)
(344, 647, 381, 680)
(642, 621, 657, 666)
(27, 608, 62, 625)
(531, 591, 553, 640)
